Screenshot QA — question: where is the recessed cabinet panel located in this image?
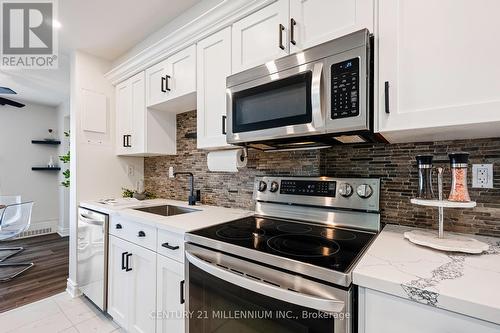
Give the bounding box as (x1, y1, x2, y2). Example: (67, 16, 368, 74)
(197, 27, 232, 149)
(290, 0, 374, 53)
(232, 0, 289, 73)
(378, 0, 500, 141)
(157, 255, 185, 333)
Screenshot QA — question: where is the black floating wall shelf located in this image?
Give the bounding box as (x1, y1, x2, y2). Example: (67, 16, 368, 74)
(31, 140, 61, 145)
(32, 166, 61, 171)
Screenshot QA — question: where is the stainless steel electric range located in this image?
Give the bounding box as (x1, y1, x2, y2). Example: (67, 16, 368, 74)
(185, 176, 381, 333)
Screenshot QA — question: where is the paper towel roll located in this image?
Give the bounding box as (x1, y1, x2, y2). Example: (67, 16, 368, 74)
(207, 149, 247, 172)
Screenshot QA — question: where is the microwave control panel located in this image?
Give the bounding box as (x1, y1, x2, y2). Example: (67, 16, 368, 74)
(331, 58, 359, 119)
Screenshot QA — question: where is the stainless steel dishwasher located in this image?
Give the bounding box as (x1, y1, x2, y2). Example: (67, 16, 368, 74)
(77, 207, 109, 311)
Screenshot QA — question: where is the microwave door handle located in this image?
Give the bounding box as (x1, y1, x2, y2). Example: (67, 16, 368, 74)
(311, 62, 323, 127)
(185, 251, 344, 314)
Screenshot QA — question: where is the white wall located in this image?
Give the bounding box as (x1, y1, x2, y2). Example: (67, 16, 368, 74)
(57, 100, 70, 236)
(68, 50, 144, 295)
(0, 102, 60, 233)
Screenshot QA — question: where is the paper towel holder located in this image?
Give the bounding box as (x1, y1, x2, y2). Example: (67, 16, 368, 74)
(240, 147, 248, 163)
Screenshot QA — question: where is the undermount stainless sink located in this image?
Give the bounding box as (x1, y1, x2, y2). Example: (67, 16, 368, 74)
(134, 205, 200, 217)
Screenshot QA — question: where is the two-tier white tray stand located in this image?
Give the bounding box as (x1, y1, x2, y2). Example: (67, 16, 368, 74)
(405, 199, 488, 254)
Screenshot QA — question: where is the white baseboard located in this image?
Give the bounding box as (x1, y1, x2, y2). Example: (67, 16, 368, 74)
(66, 278, 82, 298)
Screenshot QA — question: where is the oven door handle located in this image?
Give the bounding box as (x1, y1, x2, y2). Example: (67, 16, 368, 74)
(311, 62, 323, 128)
(185, 251, 345, 314)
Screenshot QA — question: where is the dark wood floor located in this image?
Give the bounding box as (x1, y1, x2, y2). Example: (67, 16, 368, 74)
(0, 233, 69, 313)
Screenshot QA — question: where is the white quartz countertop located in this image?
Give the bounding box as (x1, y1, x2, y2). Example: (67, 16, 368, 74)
(80, 199, 253, 234)
(353, 224, 500, 325)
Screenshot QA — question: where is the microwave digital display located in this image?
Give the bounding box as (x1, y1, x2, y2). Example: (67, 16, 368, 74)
(331, 58, 360, 120)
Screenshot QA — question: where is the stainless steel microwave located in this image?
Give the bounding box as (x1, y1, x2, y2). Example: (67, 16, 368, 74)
(226, 29, 384, 151)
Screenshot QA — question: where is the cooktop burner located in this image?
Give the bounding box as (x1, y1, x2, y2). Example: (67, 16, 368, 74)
(190, 216, 376, 273)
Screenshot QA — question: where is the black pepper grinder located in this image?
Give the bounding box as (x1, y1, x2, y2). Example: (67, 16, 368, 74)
(415, 155, 434, 199)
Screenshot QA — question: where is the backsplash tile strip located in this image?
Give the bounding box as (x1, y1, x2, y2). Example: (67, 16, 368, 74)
(144, 111, 500, 237)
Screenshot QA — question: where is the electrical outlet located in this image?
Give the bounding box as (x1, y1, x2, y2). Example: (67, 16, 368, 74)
(472, 164, 493, 188)
(127, 165, 134, 177)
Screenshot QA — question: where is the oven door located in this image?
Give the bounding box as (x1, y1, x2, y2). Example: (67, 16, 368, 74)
(226, 62, 324, 145)
(185, 243, 351, 333)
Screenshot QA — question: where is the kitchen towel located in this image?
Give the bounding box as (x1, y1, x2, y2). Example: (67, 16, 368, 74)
(207, 149, 247, 172)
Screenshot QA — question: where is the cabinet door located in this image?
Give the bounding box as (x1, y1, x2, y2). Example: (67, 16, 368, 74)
(156, 255, 185, 333)
(232, 0, 289, 73)
(197, 27, 232, 149)
(378, 0, 500, 141)
(146, 58, 170, 107)
(289, 0, 374, 53)
(107, 235, 130, 328)
(127, 242, 157, 333)
(115, 80, 132, 155)
(128, 72, 146, 154)
(168, 45, 196, 100)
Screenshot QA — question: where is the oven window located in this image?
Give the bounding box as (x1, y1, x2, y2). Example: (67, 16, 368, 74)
(232, 71, 312, 133)
(188, 263, 334, 333)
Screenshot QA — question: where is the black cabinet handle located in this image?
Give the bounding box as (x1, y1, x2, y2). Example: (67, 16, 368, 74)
(165, 75, 171, 91)
(161, 242, 179, 250)
(180, 280, 185, 304)
(116, 224, 122, 229)
(278, 24, 285, 50)
(121, 252, 127, 270)
(125, 253, 132, 272)
(384, 81, 390, 114)
(290, 18, 297, 45)
(161, 76, 166, 93)
(122, 135, 127, 148)
(126, 135, 132, 147)
(138, 231, 146, 237)
(221, 115, 227, 135)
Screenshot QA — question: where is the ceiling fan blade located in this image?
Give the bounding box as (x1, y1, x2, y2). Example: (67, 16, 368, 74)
(0, 87, 17, 94)
(0, 97, 25, 108)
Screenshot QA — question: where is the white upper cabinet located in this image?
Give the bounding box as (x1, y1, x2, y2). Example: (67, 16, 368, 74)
(289, 0, 374, 53)
(116, 71, 176, 156)
(377, 0, 500, 142)
(232, 0, 289, 73)
(197, 27, 233, 149)
(115, 72, 145, 156)
(146, 45, 197, 112)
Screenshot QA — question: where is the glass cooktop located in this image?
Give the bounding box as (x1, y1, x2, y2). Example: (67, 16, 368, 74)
(189, 216, 376, 273)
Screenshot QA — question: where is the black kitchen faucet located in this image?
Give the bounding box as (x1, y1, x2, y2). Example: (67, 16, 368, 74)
(173, 172, 200, 205)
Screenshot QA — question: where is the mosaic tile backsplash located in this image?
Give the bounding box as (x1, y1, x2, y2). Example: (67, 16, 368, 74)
(144, 111, 500, 237)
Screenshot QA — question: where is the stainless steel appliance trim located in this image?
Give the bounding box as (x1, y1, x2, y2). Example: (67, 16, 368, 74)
(311, 62, 324, 128)
(185, 251, 345, 314)
(227, 29, 370, 88)
(185, 232, 353, 286)
(77, 207, 108, 312)
(185, 243, 351, 333)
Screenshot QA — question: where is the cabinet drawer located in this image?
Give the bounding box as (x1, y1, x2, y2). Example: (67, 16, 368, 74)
(109, 217, 157, 251)
(157, 229, 184, 263)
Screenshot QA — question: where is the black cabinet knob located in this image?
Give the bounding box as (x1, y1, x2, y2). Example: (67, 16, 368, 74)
(138, 231, 146, 237)
(116, 224, 122, 229)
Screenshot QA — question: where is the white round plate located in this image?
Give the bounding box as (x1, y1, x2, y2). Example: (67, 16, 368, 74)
(404, 230, 489, 254)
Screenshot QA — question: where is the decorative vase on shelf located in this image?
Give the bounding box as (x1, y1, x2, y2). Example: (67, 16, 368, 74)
(48, 156, 55, 168)
(45, 128, 55, 141)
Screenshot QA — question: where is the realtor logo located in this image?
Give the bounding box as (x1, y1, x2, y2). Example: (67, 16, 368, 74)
(1, 0, 58, 69)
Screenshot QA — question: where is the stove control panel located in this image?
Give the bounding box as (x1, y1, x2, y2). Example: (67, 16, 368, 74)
(254, 176, 380, 212)
(280, 180, 336, 197)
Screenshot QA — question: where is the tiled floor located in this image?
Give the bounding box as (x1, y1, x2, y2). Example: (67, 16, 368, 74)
(0, 292, 124, 333)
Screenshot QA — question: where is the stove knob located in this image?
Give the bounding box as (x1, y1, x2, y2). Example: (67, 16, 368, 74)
(258, 181, 267, 192)
(338, 183, 353, 197)
(269, 181, 279, 193)
(356, 184, 373, 199)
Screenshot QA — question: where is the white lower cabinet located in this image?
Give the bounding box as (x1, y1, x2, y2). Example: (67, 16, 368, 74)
(156, 255, 185, 333)
(358, 287, 500, 333)
(108, 223, 186, 333)
(108, 234, 156, 333)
